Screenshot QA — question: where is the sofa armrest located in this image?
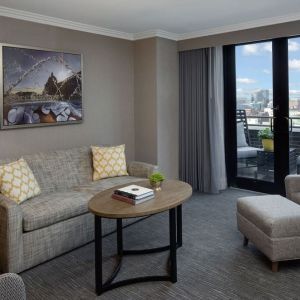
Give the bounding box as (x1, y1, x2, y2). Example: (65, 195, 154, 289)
(0, 273, 26, 300)
(285, 175, 300, 201)
(0, 195, 24, 273)
(127, 161, 158, 178)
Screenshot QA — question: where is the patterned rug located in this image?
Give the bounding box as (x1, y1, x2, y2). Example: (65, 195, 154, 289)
(21, 188, 300, 299)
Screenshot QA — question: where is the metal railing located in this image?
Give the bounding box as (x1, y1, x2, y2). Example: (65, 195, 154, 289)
(244, 115, 300, 154)
(246, 115, 300, 132)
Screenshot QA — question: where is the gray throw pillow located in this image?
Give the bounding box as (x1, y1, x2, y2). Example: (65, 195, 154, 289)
(237, 122, 248, 147)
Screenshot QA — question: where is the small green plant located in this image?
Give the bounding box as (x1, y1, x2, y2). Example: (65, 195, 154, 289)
(149, 172, 165, 183)
(258, 128, 273, 140)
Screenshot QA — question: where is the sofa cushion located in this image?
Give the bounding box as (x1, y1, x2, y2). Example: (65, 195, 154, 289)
(25, 147, 93, 193)
(237, 195, 300, 238)
(0, 146, 93, 194)
(74, 175, 145, 195)
(21, 191, 93, 232)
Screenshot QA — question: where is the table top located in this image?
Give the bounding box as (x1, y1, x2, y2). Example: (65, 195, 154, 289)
(257, 148, 295, 153)
(88, 179, 193, 219)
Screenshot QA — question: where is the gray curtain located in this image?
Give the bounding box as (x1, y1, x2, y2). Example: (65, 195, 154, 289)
(179, 46, 227, 193)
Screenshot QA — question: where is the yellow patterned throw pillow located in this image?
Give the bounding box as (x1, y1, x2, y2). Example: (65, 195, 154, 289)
(0, 158, 41, 204)
(92, 145, 128, 181)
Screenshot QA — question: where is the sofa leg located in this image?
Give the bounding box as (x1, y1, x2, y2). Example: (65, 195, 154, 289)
(271, 261, 279, 272)
(243, 236, 249, 247)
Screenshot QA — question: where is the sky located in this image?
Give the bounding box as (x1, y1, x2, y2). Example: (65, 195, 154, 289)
(3, 47, 81, 94)
(236, 37, 300, 102)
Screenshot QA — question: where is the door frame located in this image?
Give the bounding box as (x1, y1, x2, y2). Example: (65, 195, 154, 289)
(223, 37, 290, 195)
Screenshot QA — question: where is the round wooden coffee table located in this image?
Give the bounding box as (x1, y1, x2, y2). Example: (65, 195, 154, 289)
(88, 179, 192, 295)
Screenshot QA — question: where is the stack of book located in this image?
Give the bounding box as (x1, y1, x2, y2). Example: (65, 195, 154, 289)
(112, 184, 154, 205)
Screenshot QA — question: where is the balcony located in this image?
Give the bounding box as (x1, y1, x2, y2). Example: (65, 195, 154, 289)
(237, 115, 300, 181)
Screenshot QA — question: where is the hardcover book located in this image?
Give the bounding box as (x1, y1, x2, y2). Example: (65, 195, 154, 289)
(112, 193, 154, 205)
(114, 185, 154, 200)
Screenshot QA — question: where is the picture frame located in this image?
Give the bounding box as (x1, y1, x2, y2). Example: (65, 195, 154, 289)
(0, 43, 83, 129)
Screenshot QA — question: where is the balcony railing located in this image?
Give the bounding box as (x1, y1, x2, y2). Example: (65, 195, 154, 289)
(245, 115, 300, 155)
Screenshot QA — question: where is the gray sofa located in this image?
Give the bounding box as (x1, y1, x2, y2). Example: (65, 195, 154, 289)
(0, 146, 157, 274)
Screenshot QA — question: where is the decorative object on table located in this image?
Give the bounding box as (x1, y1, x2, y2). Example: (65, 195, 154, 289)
(91, 144, 128, 180)
(1, 44, 82, 129)
(149, 172, 165, 191)
(113, 184, 154, 205)
(258, 128, 274, 152)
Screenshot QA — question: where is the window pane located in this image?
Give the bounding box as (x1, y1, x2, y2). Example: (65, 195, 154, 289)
(235, 41, 274, 182)
(288, 37, 300, 175)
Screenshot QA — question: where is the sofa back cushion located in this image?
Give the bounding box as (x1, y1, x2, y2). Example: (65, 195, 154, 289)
(0, 146, 93, 193)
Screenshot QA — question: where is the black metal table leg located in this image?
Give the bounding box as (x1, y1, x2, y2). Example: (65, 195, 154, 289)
(169, 208, 177, 283)
(117, 219, 123, 256)
(94, 206, 182, 294)
(177, 205, 182, 247)
(95, 216, 102, 295)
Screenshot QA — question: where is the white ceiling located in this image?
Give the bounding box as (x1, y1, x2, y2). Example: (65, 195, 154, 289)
(0, 0, 300, 40)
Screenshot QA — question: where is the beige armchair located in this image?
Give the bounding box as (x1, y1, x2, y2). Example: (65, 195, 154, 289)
(285, 175, 300, 204)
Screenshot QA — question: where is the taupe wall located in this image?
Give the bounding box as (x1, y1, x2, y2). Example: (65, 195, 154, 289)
(156, 38, 179, 179)
(178, 20, 300, 51)
(134, 38, 158, 164)
(0, 17, 179, 178)
(0, 16, 135, 161)
(4, 14, 298, 177)
(133, 37, 179, 179)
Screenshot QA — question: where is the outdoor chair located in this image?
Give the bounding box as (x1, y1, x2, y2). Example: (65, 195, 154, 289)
(236, 109, 260, 168)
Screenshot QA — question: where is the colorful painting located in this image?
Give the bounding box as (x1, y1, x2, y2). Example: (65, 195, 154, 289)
(1, 45, 82, 129)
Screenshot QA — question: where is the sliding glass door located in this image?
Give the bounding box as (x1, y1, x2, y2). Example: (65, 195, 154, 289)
(224, 37, 294, 194)
(235, 41, 274, 183)
(288, 37, 300, 177)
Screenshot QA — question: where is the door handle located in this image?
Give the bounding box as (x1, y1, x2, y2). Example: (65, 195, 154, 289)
(270, 117, 276, 132)
(285, 117, 292, 132)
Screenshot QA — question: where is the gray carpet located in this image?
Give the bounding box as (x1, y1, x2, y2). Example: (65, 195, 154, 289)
(21, 188, 300, 300)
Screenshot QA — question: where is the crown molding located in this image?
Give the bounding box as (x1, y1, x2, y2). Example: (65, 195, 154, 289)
(0, 6, 133, 40)
(133, 29, 178, 41)
(0, 5, 300, 42)
(177, 12, 300, 41)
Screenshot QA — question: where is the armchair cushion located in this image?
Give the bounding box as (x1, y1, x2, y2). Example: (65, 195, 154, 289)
(285, 175, 300, 204)
(237, 195, 300, 238)
(0, 273, 26, 300)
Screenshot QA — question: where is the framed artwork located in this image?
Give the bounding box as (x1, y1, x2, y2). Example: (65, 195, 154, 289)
(0, 44, 82, 129)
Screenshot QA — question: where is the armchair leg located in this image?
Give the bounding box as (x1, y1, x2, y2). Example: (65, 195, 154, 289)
(243, 236, 249, 247)
(271, 261, 279, 272)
